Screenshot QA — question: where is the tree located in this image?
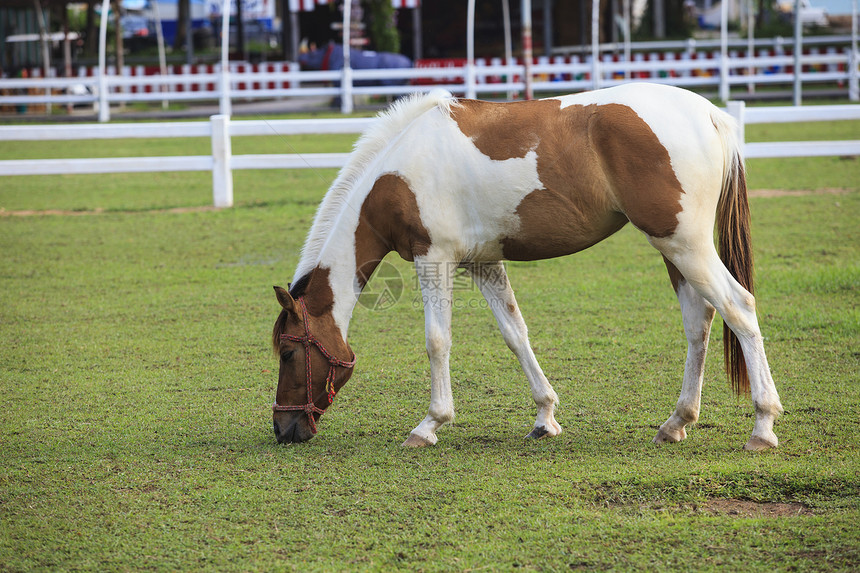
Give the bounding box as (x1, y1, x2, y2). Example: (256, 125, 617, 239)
(636, 0, 693, 39)
(365, 0, 399, 53)
(175, 0, 189, 50)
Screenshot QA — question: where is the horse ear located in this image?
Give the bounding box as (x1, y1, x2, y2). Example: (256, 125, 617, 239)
(273, 286, 297, 314)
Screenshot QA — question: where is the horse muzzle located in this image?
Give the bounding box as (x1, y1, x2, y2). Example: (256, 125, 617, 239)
(273, 411, 317, 444)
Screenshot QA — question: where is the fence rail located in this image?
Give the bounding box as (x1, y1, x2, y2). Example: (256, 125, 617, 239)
(1, 35, 858, 115)
(0, 103, 857, 207)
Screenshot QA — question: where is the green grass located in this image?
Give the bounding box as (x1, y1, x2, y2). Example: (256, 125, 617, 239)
(744, 120, 860, 190)
(0, 119, 858, 571)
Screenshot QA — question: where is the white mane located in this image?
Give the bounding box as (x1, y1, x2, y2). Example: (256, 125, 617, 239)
(292, 89, 456, 284)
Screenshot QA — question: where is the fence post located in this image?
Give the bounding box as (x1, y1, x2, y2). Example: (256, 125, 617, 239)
(591, 0, 601, 90)
(341, 0, 355, 113)
(726, 100, 746, 149)
(219, 64, 232, 116)
(341, 66, 354, 114)
(211, 114, 233, 208)
(466, 0, 478, 99)
(97, 0, 110, 122)
(852, 0, 859, 101)
(850, 45, 859, 102)
(219, 0, 232, 116)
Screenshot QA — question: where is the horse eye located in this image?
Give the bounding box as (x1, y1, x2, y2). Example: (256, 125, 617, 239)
(280, 349, 295, 363)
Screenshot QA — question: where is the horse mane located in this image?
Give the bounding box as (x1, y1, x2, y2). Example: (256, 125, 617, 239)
(291, 89, 456, 284)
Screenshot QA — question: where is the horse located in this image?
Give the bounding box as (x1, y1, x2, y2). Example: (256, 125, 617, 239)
(271, 83, 783, 451)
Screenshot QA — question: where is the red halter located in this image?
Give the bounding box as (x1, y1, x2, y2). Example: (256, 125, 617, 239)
(272, 297, 356, 434)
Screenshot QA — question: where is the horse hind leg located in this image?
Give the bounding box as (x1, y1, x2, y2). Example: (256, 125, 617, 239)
(654, 258, 716, 444)
(469, 262, 561, 440)
(655, 241, 783, 450)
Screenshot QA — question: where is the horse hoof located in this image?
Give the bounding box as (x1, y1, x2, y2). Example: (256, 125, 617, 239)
(525, 426, 550, 440)
(653, 426, 685, 444)
(402, 433, 435, 448)
(743, 435, 777, 451)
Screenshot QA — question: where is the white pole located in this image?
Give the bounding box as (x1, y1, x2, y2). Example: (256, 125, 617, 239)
(502, 0, 513, 97)
(341, 0, 354, 113)
(63, 22, 72, 113)
(793, 0, 803, 106)
(98, 0, 110, 122)
(290, 12, 300, 63)
(467, 0, 476, 98)
(522, 0, 533, 100)
(219, 0, 231, 116)
(591, 0, 600, 90)
(850, 0, 858, 101)
(33, 0, 51, 114)
(623, 0, 631, 80)
(747, 0, 755, 93)
(719, 0, 729, 102)
(153, 0, 168, 110)
(211, 114, 233, 208)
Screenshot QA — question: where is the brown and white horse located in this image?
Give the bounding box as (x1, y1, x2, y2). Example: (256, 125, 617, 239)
(271, 83, 783, 450)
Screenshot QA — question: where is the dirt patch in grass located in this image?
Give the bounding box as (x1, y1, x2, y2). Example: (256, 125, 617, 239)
(704, 498, 814, 518)
(748, 188, 852, 198)
(0, 205, 218, 217)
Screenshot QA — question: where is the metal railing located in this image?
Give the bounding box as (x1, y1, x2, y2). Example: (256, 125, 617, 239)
(1, 37, 857, 116)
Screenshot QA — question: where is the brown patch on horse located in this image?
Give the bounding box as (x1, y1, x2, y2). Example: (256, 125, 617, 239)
(354, 173, 432, 286)
(452, 99, 626, 259)
(451, 99, 561, 160)
(501, 187, 628, 260)
(451, 99, 684, 260)
(588, 104, 685, 238)
(296, 266, 335, 317)
(662, 256, 684, 293)
(456, 99, 627, 260)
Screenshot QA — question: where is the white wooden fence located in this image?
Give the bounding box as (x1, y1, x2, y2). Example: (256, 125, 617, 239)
(0, 101, 857, 208)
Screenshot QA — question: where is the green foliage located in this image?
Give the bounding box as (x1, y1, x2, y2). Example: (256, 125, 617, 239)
(753, 1, 795, 38)
(0, 120, 858, 571)
(366, 0, 400, 53)
(634, 0, 696, 40)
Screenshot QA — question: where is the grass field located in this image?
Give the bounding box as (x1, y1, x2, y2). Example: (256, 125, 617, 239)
(0, 113, 858, 571)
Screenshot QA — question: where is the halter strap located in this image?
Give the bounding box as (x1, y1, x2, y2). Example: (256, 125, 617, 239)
(271, 297, 356, 434)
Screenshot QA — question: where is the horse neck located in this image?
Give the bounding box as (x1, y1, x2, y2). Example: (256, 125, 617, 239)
(301, 208, 390, 341)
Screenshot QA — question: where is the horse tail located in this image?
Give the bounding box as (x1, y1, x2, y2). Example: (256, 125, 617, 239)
(713, 109, 752, 397)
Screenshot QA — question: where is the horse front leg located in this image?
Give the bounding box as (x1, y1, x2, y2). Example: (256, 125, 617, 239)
(654, 273, 716, 444)
(469, 262, 561, 440)
(402, 258, 456, 447)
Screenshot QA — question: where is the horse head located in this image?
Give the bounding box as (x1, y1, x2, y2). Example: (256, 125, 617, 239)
(271, 286, 355, 444)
